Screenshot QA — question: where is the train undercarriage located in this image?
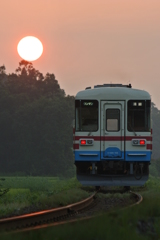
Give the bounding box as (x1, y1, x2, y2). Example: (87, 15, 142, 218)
(76, 161, 149, 186)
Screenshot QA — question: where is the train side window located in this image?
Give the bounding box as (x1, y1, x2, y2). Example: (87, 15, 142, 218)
(106, 109, 120, 131)
(75, 101, 81, 131)
(127, 100, 151, 132)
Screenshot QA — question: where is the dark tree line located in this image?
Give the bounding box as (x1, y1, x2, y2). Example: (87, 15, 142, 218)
(0, 61, 75, 177)
(150, 102, 160, 176)
(151, 103, 160, 160)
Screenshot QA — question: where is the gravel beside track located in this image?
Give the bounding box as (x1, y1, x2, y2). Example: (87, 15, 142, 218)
(76, 191, 137, 218)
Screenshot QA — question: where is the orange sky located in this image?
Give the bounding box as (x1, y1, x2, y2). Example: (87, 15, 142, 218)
(1, 0, 160, 109)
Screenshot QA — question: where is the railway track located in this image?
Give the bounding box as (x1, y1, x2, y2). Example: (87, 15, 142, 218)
(0, 192, 96, 232)
(0, 189, 142, 233)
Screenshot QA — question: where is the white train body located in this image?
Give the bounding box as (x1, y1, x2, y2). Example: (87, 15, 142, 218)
(73, 84, 152, 186)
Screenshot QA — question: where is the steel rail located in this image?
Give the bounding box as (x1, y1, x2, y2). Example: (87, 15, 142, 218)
(129, 191, 143, 206)
(0, 192, 96, 231)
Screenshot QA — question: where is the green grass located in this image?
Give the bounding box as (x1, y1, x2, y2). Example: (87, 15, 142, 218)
(0, 176, 83, 193)
(1, 176, 160, 239)
(2, 194, 160, 240)
(1, 176, 67, 191)
(0, 177, 89, 218)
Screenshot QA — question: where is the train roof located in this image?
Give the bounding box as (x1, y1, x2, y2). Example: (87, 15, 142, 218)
(75, 85, 150, 101)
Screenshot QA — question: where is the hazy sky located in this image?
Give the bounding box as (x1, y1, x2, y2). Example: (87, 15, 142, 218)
(1, 0, 160, 109)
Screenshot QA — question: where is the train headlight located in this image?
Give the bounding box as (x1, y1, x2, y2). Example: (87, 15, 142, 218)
(133, 102, 137, 106)
(79, 139, 94, 146)
(132, 139, 146, 146)
(133, 140, 138, 145)
(80, 140, 86, 145)
(139, 140, 145, 145)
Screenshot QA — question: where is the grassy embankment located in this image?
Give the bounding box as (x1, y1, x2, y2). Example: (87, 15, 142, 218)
(0, 175, 160, 240)
(0, 177, 89, 218)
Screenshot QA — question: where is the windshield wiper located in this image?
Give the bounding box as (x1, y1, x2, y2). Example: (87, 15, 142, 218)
(128, 122, 137, 136)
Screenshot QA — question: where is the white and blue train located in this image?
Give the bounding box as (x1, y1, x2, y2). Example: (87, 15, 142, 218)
(73, 84, 152, 186)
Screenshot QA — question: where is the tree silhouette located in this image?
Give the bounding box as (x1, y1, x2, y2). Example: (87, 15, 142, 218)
(0, 61, 75, 177)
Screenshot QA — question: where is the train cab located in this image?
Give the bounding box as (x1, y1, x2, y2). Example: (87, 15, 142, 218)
(73, 84, 152, 186)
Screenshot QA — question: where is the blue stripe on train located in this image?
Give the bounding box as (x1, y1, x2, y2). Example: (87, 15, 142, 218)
(74, 150, 151, 161)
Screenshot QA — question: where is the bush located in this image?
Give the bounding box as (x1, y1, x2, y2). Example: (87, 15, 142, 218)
(150, 158, 160, 177)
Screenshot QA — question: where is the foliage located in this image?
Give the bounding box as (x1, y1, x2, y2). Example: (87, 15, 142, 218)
(0, 177, 86, 218)
(151, 103, 160, 159)
(0, 61, 75, 177)
(0, 178, 9, 197)
(1, 176, 81, 192)
(2, 177, 160, 239)
(149, 158, 160, 177)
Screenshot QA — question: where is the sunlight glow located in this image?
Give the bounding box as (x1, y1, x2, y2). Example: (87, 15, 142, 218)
(17, 36, 43, 61)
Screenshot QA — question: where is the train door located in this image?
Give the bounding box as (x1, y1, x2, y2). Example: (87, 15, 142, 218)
(101, 101, 125, 160)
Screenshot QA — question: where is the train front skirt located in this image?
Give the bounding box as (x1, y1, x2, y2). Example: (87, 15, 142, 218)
(77, 173, 148, 186)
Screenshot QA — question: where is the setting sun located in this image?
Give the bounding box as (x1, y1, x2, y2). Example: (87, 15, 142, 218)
(17, 36, 43, 61)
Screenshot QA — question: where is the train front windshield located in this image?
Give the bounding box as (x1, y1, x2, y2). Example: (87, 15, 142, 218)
(127, 100, 151, 132)
(75, 100, 98, 132)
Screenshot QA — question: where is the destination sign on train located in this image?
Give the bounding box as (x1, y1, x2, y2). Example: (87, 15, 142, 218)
(83, 102, 93, 106)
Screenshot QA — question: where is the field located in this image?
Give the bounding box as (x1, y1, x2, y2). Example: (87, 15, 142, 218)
(0, 177, 89, 218)
(0, 176, 160, 239)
